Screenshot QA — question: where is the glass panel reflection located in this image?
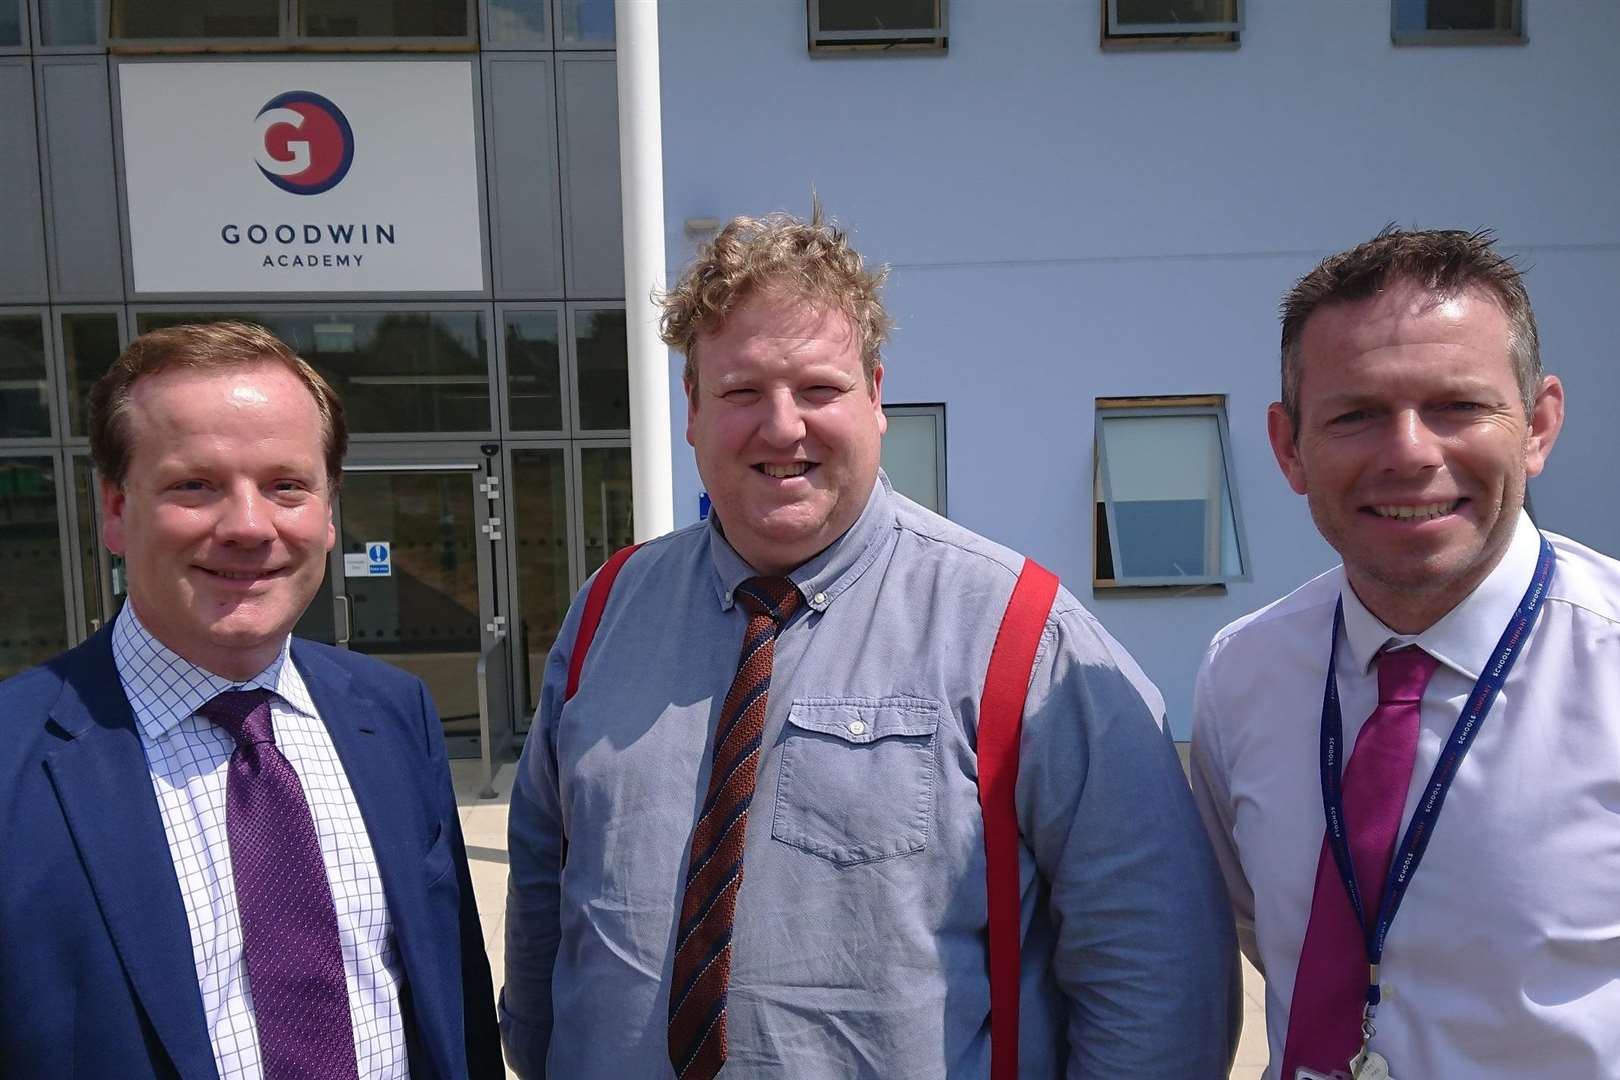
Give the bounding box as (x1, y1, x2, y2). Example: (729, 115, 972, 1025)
(486, 0, 546, 42)
(580, 445, 631, 577)
(575, 307, 629, 431)
(0, 458, 69, 679)
(137, 311, 492, 434)
(559, 0, 613, 45)
(63, 312, 122, 437)
(301, 0, 470, 37)
(0, 315, 51, 439)
(113, 0, 279, 38)
(40, 0, 104, 45)
(511, 449, 569, 716)
(338, 470, 484, 735)
(505, 310, 564, 432)
(0, 0, 22, 45)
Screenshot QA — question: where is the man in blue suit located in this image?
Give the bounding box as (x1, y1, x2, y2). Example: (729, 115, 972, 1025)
(0, 322, 502, 1079)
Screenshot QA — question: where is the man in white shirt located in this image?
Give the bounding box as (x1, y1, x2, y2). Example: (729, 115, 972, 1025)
(1191, 228, 1620, 1079)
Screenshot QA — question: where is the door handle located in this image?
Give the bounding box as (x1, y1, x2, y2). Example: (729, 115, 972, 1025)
(336, 593, 352, 646)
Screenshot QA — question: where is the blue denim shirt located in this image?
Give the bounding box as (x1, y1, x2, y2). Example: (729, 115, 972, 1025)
(502, 475, 1236, 1078)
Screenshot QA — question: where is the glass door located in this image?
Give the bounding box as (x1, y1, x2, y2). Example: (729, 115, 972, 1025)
(323, 457, 503, 755)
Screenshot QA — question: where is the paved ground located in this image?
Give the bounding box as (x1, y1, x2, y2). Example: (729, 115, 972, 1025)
(451, 760, 1270, 1079)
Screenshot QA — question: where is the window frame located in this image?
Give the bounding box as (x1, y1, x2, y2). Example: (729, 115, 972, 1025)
(107, 0, 480, 53)
(1106, 0, 1241, 37)
(1092, 394, 1249, 589)
(1, 0, 29, 52)
(807, 0, 947, 55)
(30, 0, 110, 52)
(880, 401, 948, 517)
(1390, 0, 1525, 46)
(0, 307, 59, 445)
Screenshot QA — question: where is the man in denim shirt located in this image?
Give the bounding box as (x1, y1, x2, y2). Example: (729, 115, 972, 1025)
(501, 210, 1237, 1078)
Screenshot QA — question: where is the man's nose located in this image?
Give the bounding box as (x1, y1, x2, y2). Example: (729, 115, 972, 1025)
(757, 389, 807, 445)
(1379, 409, 1445, 475)
(216, 485, 278, 544)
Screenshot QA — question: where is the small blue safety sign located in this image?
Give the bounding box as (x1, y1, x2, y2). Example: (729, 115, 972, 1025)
(365, 541, 392, 576)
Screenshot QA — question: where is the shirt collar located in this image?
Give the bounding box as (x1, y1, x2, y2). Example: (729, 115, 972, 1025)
(707, 470, 896, 615)
(111, 601, 309, 744)
(1340, 509, 1542, 681)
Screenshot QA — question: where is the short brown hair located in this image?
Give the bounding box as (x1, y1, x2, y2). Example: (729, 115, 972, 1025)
(659, 205, 893, 391)
(89, 321, 348, 490)
(1280, 227, 1541, 429)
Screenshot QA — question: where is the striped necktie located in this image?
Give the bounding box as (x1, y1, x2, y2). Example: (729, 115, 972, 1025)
(668, 576, 801, 1080)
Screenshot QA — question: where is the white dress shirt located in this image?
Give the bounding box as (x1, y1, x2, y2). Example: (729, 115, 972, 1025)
(114, 604, 407, 1080)
(1191, 512, 1620, 1079)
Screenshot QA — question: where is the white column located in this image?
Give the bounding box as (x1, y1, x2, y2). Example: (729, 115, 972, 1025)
(616, 0, 674, 541)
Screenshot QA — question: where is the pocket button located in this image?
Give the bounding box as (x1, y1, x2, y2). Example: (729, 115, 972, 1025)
(848, 719, 867, 736)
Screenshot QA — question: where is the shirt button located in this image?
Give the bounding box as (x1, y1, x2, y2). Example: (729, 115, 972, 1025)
(848, 719, 866, 736)
(813, 591, 828, 606)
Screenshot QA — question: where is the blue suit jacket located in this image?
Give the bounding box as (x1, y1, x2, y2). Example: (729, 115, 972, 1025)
(0, 627, 503, 1079)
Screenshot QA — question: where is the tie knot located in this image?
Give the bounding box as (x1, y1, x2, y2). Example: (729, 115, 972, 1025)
(198, 688, 277, 749)
(734, 576, 801, 625)
(1376, 645, 1439, 705)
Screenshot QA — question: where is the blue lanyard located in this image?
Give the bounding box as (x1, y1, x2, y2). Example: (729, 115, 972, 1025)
(1320, 534, 1555, 1009)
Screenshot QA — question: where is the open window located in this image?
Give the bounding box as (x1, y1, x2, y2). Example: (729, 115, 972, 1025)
(1093, 395, 1247, 588)
(808, 0, 946, 54)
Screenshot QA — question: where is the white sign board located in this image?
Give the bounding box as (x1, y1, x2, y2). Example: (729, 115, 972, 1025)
(119, 61, 486, 294)
(342, 552, 370, 578)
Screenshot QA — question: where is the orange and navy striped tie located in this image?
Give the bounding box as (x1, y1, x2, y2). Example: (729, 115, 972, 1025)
(668, 575, 801, 1080)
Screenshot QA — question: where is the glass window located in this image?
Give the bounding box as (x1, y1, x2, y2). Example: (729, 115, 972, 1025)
(0, 457, 70, 679)
(558, 0, 613, 46)
(1393, 0, 1522, 42)
(0, 315, 51, 440)
(136, 311, 493, 434)
(881, 404, 946, 515)
(39, 0, 103, 45)
(809, 0, 945, 51)
(511, 448, 570, 715)
(505, 309, 564, 432)
(112, 0, 280, 39)
(574, 307, 629, 431)
(485, 0, 547, 43)
(1104, 0, 1239, 45)
(300, 0, 470, 38)
(1, 0, 23, 46)
(580, 444, 631, 577)
(71, 454, 118, 635)
(62, 312, 123, 438)
(1094, 398, 1246, 586)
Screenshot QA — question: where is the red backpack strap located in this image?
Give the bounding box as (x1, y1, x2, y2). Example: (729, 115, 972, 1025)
(564, 543, 642, 702)
(977, 557, 1060, 1080)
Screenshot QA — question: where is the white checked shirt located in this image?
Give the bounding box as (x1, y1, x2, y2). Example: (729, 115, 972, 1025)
(114, 604, 408, 1080)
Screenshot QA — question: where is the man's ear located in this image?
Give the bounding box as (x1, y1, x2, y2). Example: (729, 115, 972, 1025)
(1267, 402, 1309, 496)
(1523, 374, 1564, 479)
(870, 364, 886, 434)
(684, 373, 698, 447)
(99, 476, 129, 555)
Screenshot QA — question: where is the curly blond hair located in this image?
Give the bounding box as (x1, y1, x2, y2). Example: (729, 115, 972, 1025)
(659, 206, 893, 391)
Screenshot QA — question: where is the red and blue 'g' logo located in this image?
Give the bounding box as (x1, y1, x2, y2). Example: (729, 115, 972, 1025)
(254, 91, 355, 196)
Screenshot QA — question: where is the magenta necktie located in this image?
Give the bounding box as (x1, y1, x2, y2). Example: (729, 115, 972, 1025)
(668, 577, 801, 1080)
(1281, 645, 1440, 1078)
(199, 689, 359, 1080)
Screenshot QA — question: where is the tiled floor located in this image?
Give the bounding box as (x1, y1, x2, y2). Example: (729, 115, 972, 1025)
(451, 760, 1271, 1079)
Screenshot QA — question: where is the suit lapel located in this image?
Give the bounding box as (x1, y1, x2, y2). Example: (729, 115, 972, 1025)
(294, 643, 443, 1060)
(43, 633, 220, 1080)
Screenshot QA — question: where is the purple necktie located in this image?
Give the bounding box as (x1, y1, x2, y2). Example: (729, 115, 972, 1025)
(1281, 645, 1440, 1078)
(199, 689, 358, 1080)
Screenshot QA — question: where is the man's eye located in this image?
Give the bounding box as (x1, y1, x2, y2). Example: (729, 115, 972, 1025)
(172, 480, 208, 492)
(1329, 410, 1369, 425)
(1441, 401, 1485, 413)
(722, 388, 760, 404)
(803, 385, 842, 403)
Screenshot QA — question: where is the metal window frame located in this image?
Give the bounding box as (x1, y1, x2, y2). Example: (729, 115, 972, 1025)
(880, 402, 947, 517)
(52, 304, 129, 444)
(1092, 397, 1250, 589)
(1107, 0, 1242, 36)
(1391, 0, 1525, 46)
(31, 0, 109, 52)
(0, 307, 59, 444)
(110, 55, 493, 302)
(502, 438, 576, 732)
(107, 0, 480, 52)
(0, 449, 79, 669)
(130, 300, 500, 439)
(495, 301, 571, 437)
(807, 0, 946, 52)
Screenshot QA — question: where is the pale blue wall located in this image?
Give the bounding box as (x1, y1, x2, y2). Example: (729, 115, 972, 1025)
(657, 0, 1620, 736)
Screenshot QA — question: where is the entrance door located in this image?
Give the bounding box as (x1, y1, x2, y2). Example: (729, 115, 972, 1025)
(319, 455, 506, 757)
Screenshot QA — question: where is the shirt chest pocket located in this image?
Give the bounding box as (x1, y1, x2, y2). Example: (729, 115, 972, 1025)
(770, 697, 940, 867)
